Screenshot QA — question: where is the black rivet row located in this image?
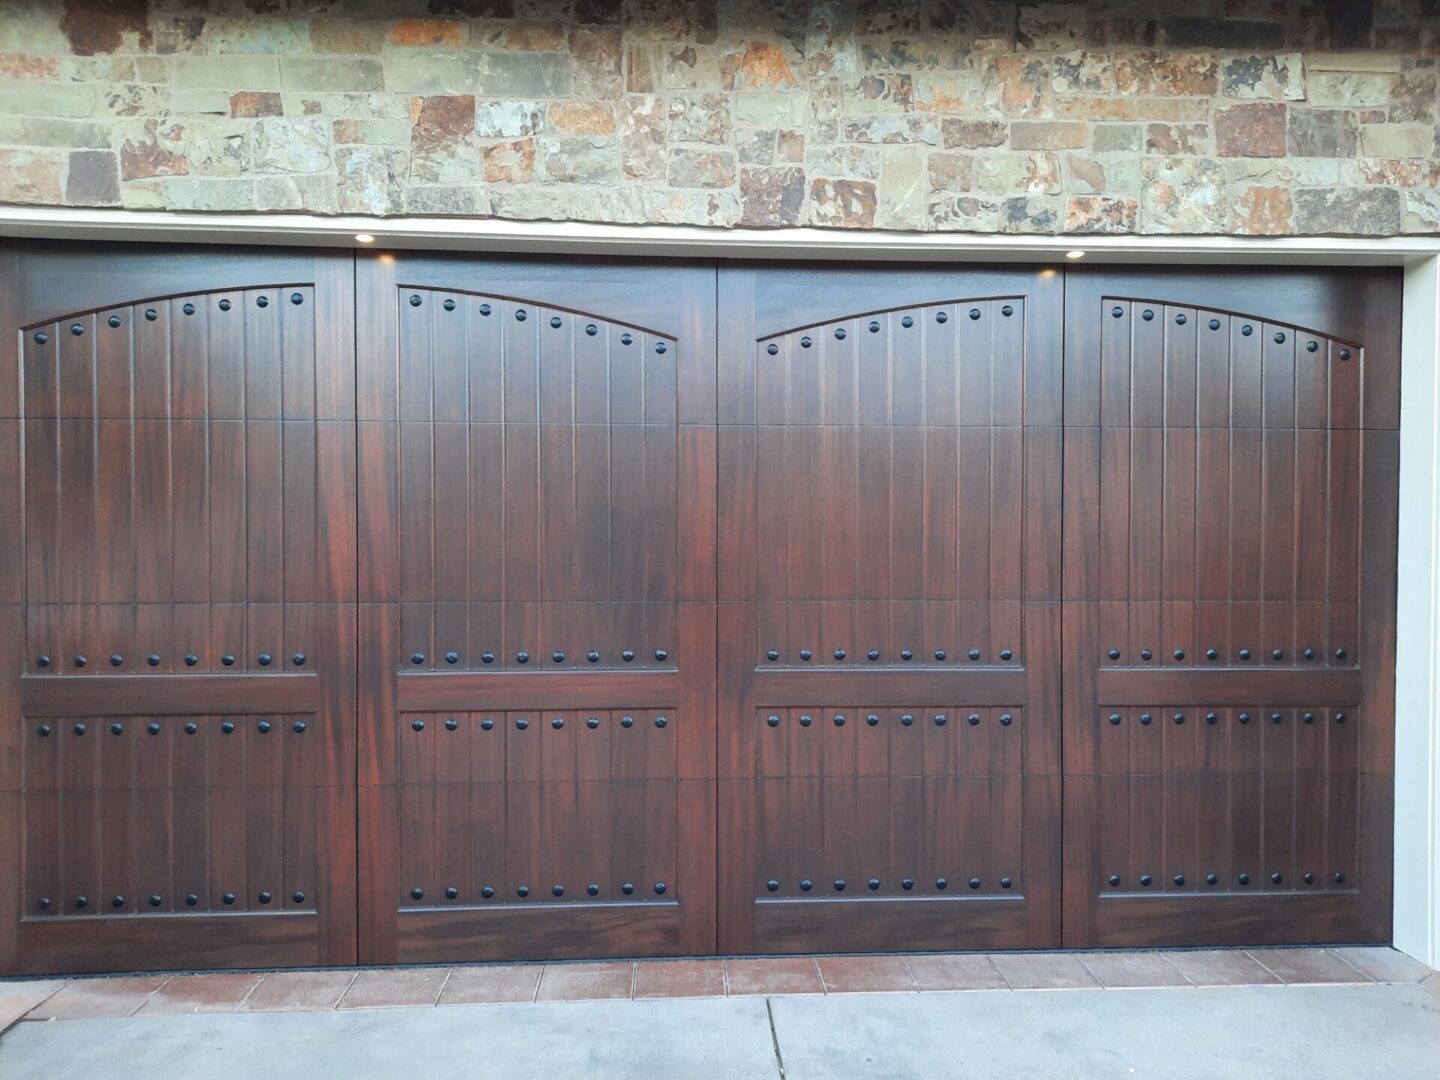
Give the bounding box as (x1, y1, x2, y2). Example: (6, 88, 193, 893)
(772, 874, 1013, 894)
(417, 881, 661, 902)
(1107, 645, 1340, 663)
(764, 647, 1013, 663)
(765, 709, 1017, 729)
(409, 648, 667, 666)
(1107, 871, 1341, 890)
(417, 713, 663, 733)
(33, 649, 307, 671)
(1109, 707, 1352, 728)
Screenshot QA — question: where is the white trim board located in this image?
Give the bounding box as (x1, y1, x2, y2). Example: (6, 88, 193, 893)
(2, 207, 1438, 968)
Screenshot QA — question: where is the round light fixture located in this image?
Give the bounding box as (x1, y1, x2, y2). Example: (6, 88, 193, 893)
(1066, 249, 1086, 259)
(354, 233, 375, 244)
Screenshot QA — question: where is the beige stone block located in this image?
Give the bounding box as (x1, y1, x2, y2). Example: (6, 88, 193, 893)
(281, 58, 384, 93)
(1359, 123, 1434, 159)
(175, 57, 281, 91)
(1308, 52, 1402, 73)
(0, 80, 96, 118)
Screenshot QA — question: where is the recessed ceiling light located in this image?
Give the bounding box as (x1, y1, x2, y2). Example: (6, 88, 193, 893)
(1066, 249, 1086, 259)
(354, 233, 375, 244)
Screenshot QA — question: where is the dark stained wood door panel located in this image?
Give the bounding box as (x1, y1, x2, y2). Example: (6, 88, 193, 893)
(1061, 267, 1400, 948)
(0, 243, 1402, 974)
(355, 254, 717, 963)
(716, 264, 1065, 953)
(0, 241, 358, 975)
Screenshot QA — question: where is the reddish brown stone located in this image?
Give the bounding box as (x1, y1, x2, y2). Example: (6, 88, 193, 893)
(1146, 123, 1208, 154)
(484, 139, 535, 184)
(413, 96, 476, 141)
(388, 19, 464, 47)
(942, 120, 1008, 149)
(1065, 195, 1139, 233)
(65, 149, 120, 205)
(721, 40, 798, 90)
(120, 120, 187, 181)
(1230, 186, 1295, 235)
(811, 177, 877, 229)
(61, 0, 151, 57)
(1114, 50, 1218, 96)
(547, 102, 616, 136)
(740, 165, 805, 226)
(0, 53, 60, 79)
(1216, 103, 1286, 157)
(0, 149, 64, 205)
(231, 92, 283, 119)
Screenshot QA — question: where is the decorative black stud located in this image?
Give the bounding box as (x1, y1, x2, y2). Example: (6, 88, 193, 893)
(222, 653, 236, 666)
(800, 336, 812, 348)
(1239, 712, 1251, 725)
(621, 649, 634, 662)
(933, 713, 946, 727)
(1108, 713, 1121, 726)
(1001, 877, 1012, 889)
(552, 884, 565, 896)
(587, 650, 600, 663)
(292, 292, 304, 306)
(516, 309, 527, 321)
(1271, 872, 1283, 884)
(1140, 648, 1152, 661)
(800, 648, 812, 661)
(1205, 712, 1217, 725)
(1303, 712, 1315, 725)
(482, 652, 495, 664)
(1000, 713, 1014, 727)
(1174, 874, 1185, 886)
(967, 877, 979, 890)
(622, 883, 635, 895)
(148, 894, 162, 907)
(551, 717, 565, 730)
(516, 717, 529, 730)
(937, 877, 949, 889)
(253, 295, 269, 309)
(655, 648, 668, 661)
(869, 320, 881, 333)
(833, 648, 845, 660)
(902, 713, 914, 726)
(799, 714, 812, 727)
(1140, 713, 1152, 726)
(73, 655, 86, 668)
(552, 650, 565, 663)
(73, 722, 86, 735)
(111, 722, 123, 735)
(587, 884, 600, 896)
(481, 718, 494, 730)
(1111, 307, 1124, 318)
(293, 721, 306, 733)
(935, 311, 948, 324)
(1272, 648, 1283, 660)
(868, 649, 879, 660)
(801, 879, 813, 892)
(185, 653, 198, 666)
(259, 890, 272, 904)
(1242, 324, 1253, 336)
(411, 887, 424, 900)
(1335, 872, 1346, 884)
(902, 878, 915, 890)
(479, 303, 492, 316)
(110, 654, 123, 667)
(550, 315, 562, 328)
(1206, 648, 1218, 660)
(586, 716, 599, 729)
(148, 653, 161, 667)
(1339, 349, 1351, 361)
(411, 718, 424, 731)
(1173, 648, 1184, 660)
(37, 655, 50, 668)
(481, 886, 495, 898)
(585, 324, 598, 336)
(182, 303, 196, 315)
(1206, 873, 1218, 885)
(832, 714, 844, 727)
(1173, 713, 1184, 725)
(835, 327, 847, 340)
(901, 649, 913, 661)
(1303, 647, 1315, 660)
(517, 886, 530, 897)
(620, 332, 632, 345)
(902, 316, 914, 328)
(109, 315, 122, 327)
(1209, 318, 1221, 330)
(75, 896, 88, 909)
(1108, 648, 1120, 660)
(1175, 313, 1187, 325)
(223, 892, 236, 905)
(258, 652, 272, 666)
(1142, 309, 1154, 321)
(1140, 874, 1152, 886)
(1239, 648, 1251, 661)
(185, 721, 198, 734)
(1335, 647, 1347, 660)
(620, 715, 634, 728)
(445, 717, 458, 731)
(111, 896, 124, 908)
(1238, 873, 1251, 885)
(1273, 331, 1285, 344)
(834, 879, 846, 891)
(968, 308, 980, 321)
(1002, 305, 1014, 317)
(37, 723, 51, 737)
(186, 893, 199, 906)
(1307, 340, 1318, 353)
(968, 648, 980, 661)
(1000, 649, 1013, 661)
(516, 651, 529, 664)
(1270, 712, 1283, 725)
(766, 649, 779, 661)
(970, 713, 983, 726)
(655, 883, 668, 895)
(1108, 874, 1121, 887)
(868, 878, 880, 890)
(933, 649, 946, 661)
(145, 308, 158, 321)
(866, 714, 879, 727)
(444, 650, 459, 664)
(1303, 873, 1315, 885)
(221, 720, 235, 733)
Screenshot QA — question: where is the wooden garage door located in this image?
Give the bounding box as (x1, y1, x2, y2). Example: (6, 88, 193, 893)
(355, 254, 717, 963)
(0, 242, 357, 975)
(1061, 268, 1399, 947)
(716, 264, 1065, 953)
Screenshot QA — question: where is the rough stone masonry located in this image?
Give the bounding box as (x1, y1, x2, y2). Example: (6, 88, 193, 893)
(0, 0, 1437, 235)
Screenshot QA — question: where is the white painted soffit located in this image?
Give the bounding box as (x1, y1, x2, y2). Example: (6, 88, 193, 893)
(2, 205, 1439, 265)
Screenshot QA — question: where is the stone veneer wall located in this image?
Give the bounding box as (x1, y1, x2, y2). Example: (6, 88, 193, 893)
(1, 1, 1438, 235)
